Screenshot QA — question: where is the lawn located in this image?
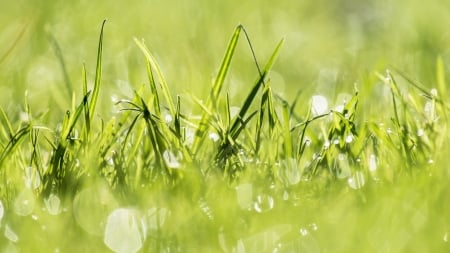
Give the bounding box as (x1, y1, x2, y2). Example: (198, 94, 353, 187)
(0, 0, 449, 252)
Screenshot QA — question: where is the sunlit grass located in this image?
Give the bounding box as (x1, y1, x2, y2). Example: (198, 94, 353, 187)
(1, 1, 450, 252)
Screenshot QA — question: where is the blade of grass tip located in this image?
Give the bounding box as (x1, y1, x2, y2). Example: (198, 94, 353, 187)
(191, 25, 242, 153)
(146, 58, 161, 115)
(88, 19, 106, 121)
(230, 38, 285, 136)
(134, 38, 175, 115)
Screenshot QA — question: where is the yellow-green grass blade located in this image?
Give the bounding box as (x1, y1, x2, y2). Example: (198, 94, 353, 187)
(134, 38, 175, 116)
(191, 25, 242, 155)
(230, 38, 285, 137)
(88, 20, 106, 121)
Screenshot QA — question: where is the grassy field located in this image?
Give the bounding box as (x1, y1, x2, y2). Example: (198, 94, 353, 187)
(1, 0, 450, 252)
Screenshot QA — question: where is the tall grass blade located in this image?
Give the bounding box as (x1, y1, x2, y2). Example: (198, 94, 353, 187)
(134, 38, 175, 115)
(88, 20, 106, 121)
(230, 38, 285, 136)
(82, 64, 90, 139)
(192, 25, 242, 154)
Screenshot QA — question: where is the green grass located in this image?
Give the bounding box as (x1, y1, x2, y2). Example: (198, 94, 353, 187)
(1, 1, 450, 252)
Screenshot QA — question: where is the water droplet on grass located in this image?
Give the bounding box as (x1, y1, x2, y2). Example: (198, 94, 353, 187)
(417, 129, 424, 137)
(24, 166, 41, 190)
(283, 191, 289, 201)
(230, 106, 241, 119)
(308, 223, 318, 231)
(311, 95, 328, 116)
(209, 132, 220, 142)
(348, 171, 366, 189)
(431, 88, 438, 97)
(44, 193, 61, 215)
(163, 150, 181, 169)
(369, 154, 377, 172)
(199, 198, 214, 220)
(14, 188, 35, 216)
(345, 134, 354, 143)
(4, 224, 18, 242)
(299, 228, 309, 236)
(164, 114, 173, 123)
(104, 208, 144, 253)
(254, 194, 274, 213)
(443, 232, 448, 242)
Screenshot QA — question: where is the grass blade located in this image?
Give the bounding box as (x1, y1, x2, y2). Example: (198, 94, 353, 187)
(192, 25, 242, 154)
(134, 38, 175, 115)
(230, 38, 285, 136)
(88, 20, 106, 121)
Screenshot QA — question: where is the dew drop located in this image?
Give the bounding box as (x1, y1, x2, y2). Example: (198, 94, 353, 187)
(368, 154, 377, 172)
(253, 194, 274, 213)
(443, 232, 448, 242)
(13, 188, 35, 216)
(44, 193, 61, 216)
(199, 198, 214, 221)
(431, 88, 438, 97)
(309, 223, 318, 231)
(208, 132, 220, 142)
(417, 129, 424, 137)
(299, 227, 309, 236)
(104, 208, 144, 253)
(323, 140, 330, 149)
(164, 114, 173, 124)
(334, 104, 344, 113)
(24, 166, 41, 190)
(348, 171, 366, 189)
(345, 134, 354, 143)
(311, 95, 328, 116)
(283, 191, 289, 201)
(4, 224, 18, 242)
(163, 150, 181, 169)
(230, 106, 241, 119)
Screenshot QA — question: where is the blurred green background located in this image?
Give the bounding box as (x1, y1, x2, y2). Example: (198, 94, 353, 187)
(1, 0, 450, 119)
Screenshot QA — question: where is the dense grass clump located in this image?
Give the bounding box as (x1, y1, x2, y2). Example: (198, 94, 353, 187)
(0, 16, 449, 253)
